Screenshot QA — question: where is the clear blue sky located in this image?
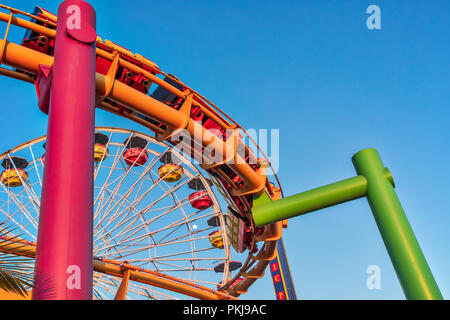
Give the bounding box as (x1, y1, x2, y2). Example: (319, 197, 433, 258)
(1, 0, 449, 299)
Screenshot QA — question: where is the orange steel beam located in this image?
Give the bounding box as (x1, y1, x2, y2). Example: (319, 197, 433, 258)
(0, 11, 55, 38)
(0, 10, 232, 130)
(0, 238, 236, 300)
(113, 268, 130, 300)
(0, 40, 273, 296)
(0, 8, 282, 296)
(0, 67, 34, 83)
(0, 10, 272, 196)
(0, 40, 266, 197)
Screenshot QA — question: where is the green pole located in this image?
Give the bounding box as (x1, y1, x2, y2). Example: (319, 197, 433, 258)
(352, 148, 442, 300)
(253, 169, 393, 227)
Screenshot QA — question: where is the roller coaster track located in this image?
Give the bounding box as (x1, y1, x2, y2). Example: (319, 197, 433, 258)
(0, 4, 284, 299)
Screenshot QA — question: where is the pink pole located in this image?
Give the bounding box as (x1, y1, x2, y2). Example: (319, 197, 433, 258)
(32, 0, 97, 300)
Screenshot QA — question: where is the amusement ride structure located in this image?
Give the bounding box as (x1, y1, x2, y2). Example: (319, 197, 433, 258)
(0, 1, 295, 300)
(0, 1, 443, 300)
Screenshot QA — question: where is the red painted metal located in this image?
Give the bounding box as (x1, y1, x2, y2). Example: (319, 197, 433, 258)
(32, 0, 97, 300)
(123, 147, 149, 166)
(189, 190, 213, 210)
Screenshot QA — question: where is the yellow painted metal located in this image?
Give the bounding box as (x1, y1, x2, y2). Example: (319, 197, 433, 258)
(209, 231, 224, 249)
(94, 144, 109, 163)
(1, 168, 28, 187)
(158, 164, 183, 182)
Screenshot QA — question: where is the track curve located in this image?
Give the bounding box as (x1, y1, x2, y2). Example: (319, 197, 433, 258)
(0, 4, 284, 298)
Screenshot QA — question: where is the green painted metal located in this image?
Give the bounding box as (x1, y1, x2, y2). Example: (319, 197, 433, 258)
(252, 148, 443, 300)
(352, 148, 442, 300)
(253, 168, 393, 227)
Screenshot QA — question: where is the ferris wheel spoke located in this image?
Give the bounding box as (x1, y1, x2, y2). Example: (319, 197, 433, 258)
(96, 272, 179, 300)
(127, 257, 227, 263)
(0, 207, 35, 239)
(0, 185, 38, 231)
(140, 247, 218, 261)
(6, 155, 37, 195)
(103, 230, 214, 260)
(95, 141, 156, 224)
(4, 156, 40, 219)
(152, 260, 205, 272)
(28, 146, 43, 188)
(93, 189, 142, 247)
(94, 195, 192, 251)
(95, 210, 217, 257)
(126, 281, 178, 300)
(94, 178, 197, 253)
(95, 160, 156, 230)
(22, 181, 41, 216)
(93, 278, 120, 297)
(101, 157, 187, 225)
(94, 155, 162, 240)
(93, 134, 132, 219)
(93, 131, 114, 180)
(93, 287, 108, 300)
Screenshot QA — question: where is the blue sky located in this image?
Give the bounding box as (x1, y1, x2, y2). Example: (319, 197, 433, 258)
(1, 0, 449, 299)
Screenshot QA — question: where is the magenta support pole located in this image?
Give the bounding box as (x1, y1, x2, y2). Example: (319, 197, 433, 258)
(32, 0, 97, 300)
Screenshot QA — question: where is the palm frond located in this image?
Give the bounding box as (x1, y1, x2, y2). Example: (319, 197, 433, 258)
(0, 224, 34, 297)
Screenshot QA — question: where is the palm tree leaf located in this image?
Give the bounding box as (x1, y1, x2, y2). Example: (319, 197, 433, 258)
(0, 224, 34, 297)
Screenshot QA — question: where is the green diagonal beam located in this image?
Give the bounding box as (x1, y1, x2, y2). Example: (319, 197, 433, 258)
(252, 148, 443, 300)
(352, 148, 442, 300)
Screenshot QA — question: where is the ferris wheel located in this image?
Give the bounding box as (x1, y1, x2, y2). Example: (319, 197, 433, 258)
(0, 127, 241, 300)
(0, 2, 293, 300)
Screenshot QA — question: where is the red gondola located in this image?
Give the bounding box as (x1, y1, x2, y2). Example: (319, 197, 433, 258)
(123, 136, 149, 166)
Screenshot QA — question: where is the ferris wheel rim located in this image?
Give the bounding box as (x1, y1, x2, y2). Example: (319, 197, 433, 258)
(0, 127, 234, 300)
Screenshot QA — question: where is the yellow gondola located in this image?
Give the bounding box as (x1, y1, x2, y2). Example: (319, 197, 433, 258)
(158, 163, 183, 182)
(1, 169, 28, 187)
(208, 230, 224, 249)
(94, 144, 109, 163)
(94, 133, 109, 163)
(1, 157, 29, 187)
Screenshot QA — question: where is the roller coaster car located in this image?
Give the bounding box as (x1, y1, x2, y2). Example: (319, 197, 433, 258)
(123, 136, 149, 166)
(189, 190, 213, 210)
(21, 7, 56, 56)
(208, 230, 224, 249)
(151, 76, 184, 105)
(96, 40, 158, 95)
(94, 133, 109, 163)
(1, 157, 29, 187)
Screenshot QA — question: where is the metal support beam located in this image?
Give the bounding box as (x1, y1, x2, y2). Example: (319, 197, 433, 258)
(352, 148, 442, 300)
(114, 268, 130, 300)
(252, 148, 442, 300)
(32, 0, 97, 300)
(253, 168, 393, 226)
